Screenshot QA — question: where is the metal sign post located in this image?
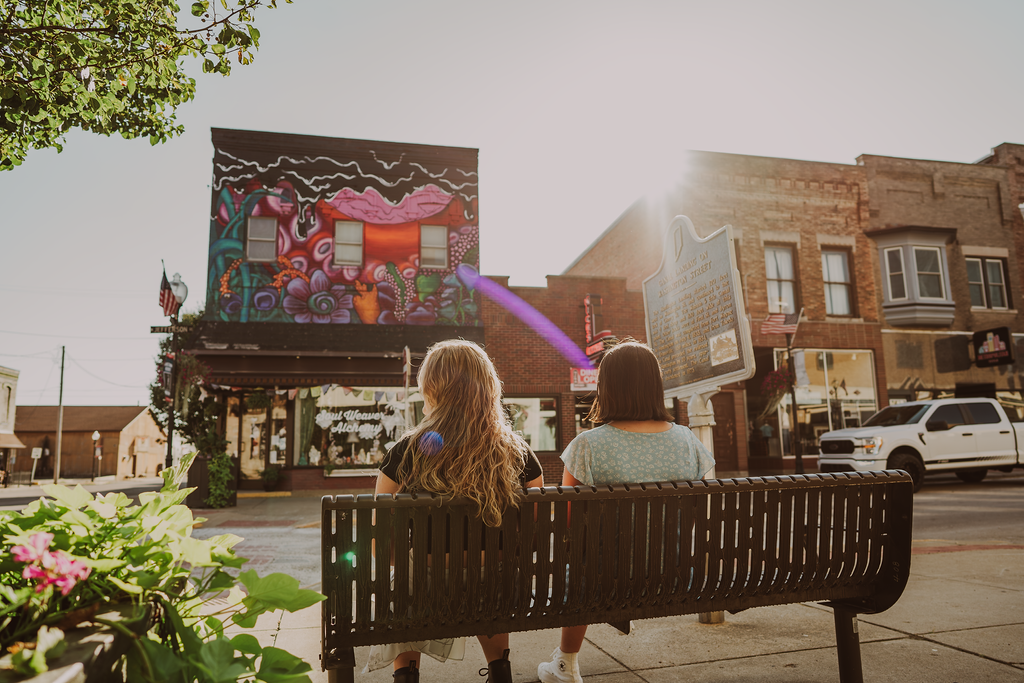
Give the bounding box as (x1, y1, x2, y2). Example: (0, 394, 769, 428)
(642, 215, 756, 625)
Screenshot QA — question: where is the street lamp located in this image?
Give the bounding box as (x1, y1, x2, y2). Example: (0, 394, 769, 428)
(91, 431, 100, 482)
(165, 274, 187, 471)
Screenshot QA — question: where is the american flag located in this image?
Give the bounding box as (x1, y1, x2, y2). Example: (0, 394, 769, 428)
(159, 270, 179, 317)
(761, 311, 801, 335)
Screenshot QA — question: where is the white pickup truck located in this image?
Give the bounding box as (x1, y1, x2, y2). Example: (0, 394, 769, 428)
(817, 397, 1024, 492)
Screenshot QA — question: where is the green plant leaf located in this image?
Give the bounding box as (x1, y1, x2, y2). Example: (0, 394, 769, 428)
(238, 571, 326, 613)
(231, 633, 262, 655)
(256, 646, 313, 683)
(108, 576, 144, 595)
(42, 484, 93, 509)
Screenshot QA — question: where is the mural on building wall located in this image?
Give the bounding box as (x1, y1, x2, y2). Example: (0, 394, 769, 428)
(206, 138, 481, 326)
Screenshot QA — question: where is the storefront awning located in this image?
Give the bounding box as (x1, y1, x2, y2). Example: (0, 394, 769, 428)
(0, 432, 26, 449)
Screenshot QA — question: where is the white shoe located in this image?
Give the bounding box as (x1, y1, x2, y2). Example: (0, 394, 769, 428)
(537, 647, 583, 683)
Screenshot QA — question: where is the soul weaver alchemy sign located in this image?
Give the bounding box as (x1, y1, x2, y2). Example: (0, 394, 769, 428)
(642, 216, 754, 399)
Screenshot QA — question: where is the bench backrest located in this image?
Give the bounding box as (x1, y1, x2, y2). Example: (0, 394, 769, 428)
(321, 471, 912, 667)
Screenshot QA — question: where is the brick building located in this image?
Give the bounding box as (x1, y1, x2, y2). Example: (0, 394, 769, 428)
(564, 145, 1024, 472)
(859, 148, 1024, 407)
(566, 151, 885, 471)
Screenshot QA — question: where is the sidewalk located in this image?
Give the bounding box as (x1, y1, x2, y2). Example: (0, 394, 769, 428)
(195, 494, 1023, 682)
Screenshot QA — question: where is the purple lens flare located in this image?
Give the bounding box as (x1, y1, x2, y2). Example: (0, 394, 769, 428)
(456, 265, 593, 369)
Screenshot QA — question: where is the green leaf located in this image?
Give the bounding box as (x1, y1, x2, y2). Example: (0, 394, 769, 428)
(198, 638, 250, 682)
(108, 576, 144, 594)
(256, 646, 313, 683)
(238, 571, 326, 613)
(231, 633, 262, 655)
(9, 626, 66, 675)
(81, 558, 126, 572)
(191, 2, 208, 16)
(42, 484, 93, 509)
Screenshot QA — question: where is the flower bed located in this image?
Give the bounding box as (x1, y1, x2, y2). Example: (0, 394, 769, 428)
(0, 453, 324, 681)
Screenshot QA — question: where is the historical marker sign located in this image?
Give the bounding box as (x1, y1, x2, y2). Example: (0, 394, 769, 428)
(642, 216, 754, 400)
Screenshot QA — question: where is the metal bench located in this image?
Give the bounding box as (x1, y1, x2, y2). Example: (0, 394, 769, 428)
(321, 471, 913, 683)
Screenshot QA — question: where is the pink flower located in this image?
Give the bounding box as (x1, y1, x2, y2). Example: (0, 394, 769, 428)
(12, 533, 90, 595)
(12, 532, 53, 564)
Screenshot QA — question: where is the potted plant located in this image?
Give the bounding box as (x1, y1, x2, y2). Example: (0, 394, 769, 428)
(259, 465, 282, 491)
(0, 453, 323, 680)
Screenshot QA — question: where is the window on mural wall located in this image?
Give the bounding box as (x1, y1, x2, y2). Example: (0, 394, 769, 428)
(246, 216, 277, 262)
(504, 398, 557, 451)
(884, 247, 907, 300)
(765, 246, 796, 313)
(914, 247, 946, 299)
(966, 258, 1008, 309)
(420, 225, 448, 269)
(821, 250, 852, 316)
(333, 221, 364, 266)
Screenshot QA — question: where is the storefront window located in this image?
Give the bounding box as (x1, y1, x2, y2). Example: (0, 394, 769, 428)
(268, 394, 288, 465)
(296, 387, 420, 469)
(504, 398, 557, 452)
(225, 396, 240, 459)
(239, 394, 268, 480)
(773, 349, 878, 456)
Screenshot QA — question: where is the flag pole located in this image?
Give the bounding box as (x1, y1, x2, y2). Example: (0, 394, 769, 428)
(786, 308, 805, 474)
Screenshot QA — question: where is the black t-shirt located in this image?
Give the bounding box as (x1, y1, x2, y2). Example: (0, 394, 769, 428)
(378, 435, 543, 488)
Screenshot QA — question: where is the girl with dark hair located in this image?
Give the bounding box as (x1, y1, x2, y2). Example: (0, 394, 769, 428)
(537, 340, 714, 683)
(368, 339, 544, 683)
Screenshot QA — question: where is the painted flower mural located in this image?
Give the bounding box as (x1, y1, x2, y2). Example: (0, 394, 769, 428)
(205, 140, 481, 327)
(282, 271, 354, 324)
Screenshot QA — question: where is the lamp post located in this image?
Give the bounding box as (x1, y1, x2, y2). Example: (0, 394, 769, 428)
(165, 274, 188, 471)
(91, 430, 100, 482)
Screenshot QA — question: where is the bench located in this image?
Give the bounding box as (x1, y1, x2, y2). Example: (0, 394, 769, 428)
(321, 471, 913, 683)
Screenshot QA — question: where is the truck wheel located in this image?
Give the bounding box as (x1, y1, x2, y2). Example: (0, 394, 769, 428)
(955, 469, 987, 484)
(889, 452, 924, 493)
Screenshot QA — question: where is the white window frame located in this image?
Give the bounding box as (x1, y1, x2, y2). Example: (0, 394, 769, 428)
(912, 246, 947, 301)
(333, 220, 364, 267)
(821, 249, 853, 316)
(420, 225, 448, 269)
(246, 216, 278, 262)
(764, 245, 797, 314)
(966, 257, 1009, 310)
(884, 247, 907, 301)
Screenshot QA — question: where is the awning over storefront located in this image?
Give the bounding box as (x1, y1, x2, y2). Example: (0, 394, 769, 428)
(0, 432, 26, 449)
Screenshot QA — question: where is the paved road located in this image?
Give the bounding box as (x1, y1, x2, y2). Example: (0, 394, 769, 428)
(911, 470, 1024, 544)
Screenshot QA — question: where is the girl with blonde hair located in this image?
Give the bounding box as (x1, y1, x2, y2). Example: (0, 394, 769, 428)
(368, 339, 544, 683)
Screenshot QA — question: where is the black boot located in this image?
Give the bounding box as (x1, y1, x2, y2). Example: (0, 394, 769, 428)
(393, 660, 419, 683)
(479, 648, 512, 683)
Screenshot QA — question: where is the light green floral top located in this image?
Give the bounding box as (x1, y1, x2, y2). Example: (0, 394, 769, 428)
(561, 424, 715, 485)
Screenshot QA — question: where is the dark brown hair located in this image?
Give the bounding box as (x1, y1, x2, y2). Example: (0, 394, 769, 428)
(586, 340, 674, 424)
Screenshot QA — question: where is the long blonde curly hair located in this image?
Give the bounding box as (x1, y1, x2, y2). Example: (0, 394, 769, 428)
(396, 339, 528, 527)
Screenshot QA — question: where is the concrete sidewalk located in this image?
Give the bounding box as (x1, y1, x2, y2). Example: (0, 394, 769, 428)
(193, 493, 1024, 682)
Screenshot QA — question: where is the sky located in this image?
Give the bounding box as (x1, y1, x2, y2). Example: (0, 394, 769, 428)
(1, 0, 1023, 408)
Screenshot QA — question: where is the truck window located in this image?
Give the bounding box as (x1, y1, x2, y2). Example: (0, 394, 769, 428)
(931, 404, 967, 427)
(863, 405, 929, 427)
(964, 402, 1001, 424)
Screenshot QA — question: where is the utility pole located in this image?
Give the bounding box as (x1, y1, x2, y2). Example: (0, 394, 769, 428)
(53, 346, 65, 484)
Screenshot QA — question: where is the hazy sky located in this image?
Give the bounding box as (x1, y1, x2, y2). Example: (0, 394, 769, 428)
(1, 0, 1022, 407)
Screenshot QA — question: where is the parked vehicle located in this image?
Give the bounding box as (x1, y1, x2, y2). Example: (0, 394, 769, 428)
(818, 398, 1024, 492)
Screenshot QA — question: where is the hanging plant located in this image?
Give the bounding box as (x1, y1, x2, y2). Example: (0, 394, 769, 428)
(757, 367, 794, 424)
(245, 392, 272, 411)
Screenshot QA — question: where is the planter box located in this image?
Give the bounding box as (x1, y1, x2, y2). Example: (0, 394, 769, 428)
(0, 604, 151, 683)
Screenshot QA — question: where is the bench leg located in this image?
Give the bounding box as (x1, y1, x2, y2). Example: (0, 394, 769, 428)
(327, 647, 356, 683)
(833, 607, 864, 683)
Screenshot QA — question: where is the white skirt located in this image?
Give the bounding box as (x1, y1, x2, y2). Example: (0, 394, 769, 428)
(362, 552, 468, 673)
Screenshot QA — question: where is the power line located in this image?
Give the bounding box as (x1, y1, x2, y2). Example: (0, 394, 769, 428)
(67, 354, 149, 388)
(0, 329, 154, 340)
